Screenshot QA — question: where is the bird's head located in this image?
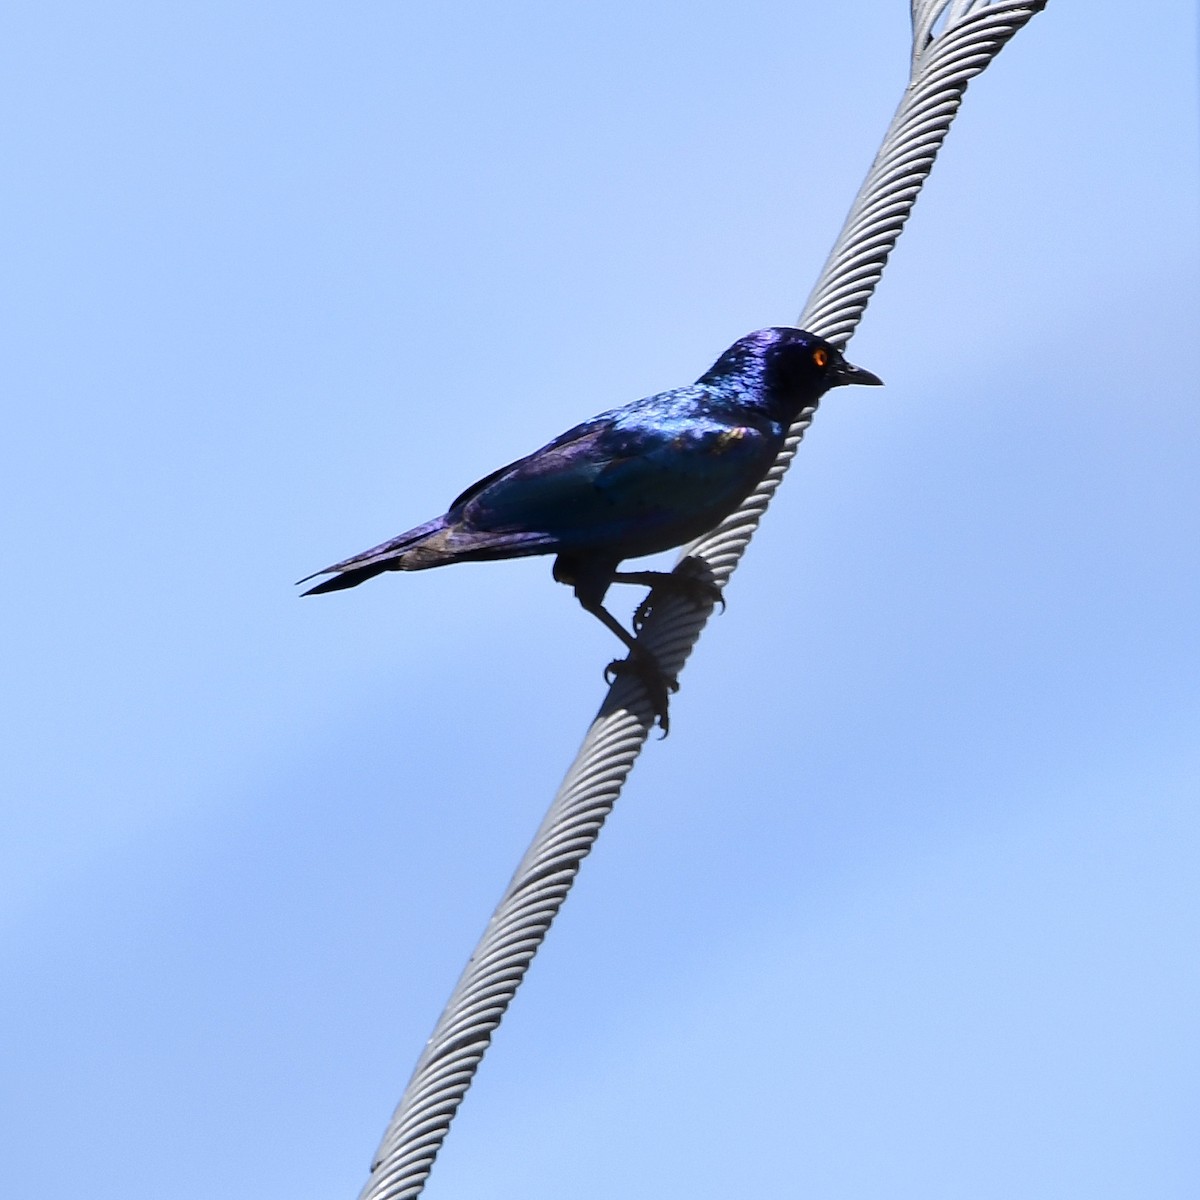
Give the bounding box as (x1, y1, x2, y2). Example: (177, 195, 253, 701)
(701, 327, 882, 418)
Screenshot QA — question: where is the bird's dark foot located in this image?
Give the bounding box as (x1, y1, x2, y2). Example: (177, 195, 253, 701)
(631, 557, 725, 634)
(604, 654, 679, 735)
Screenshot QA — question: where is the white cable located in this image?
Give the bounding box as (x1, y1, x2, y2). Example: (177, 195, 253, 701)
(356, 5, 1048, 1196)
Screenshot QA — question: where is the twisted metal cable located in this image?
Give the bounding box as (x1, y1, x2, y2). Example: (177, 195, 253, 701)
(356, 4, 1047, 1197)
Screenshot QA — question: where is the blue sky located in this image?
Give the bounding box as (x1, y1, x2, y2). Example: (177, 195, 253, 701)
(3, 2, 1198, 1198)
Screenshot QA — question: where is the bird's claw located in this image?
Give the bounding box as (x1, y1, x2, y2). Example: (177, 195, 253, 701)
(632, 597, 652, 635)
(604, 655, 679, 735)
(632, 562, 725, 634)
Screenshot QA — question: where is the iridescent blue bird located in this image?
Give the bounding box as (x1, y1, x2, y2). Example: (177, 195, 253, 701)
(300, 327, 882, 730)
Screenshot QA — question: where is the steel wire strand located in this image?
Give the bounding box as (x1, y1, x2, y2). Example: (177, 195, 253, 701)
(355, 4, 1046, 1197)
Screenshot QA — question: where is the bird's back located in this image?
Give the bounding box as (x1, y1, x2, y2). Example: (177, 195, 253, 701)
(453, 381, 785, 559)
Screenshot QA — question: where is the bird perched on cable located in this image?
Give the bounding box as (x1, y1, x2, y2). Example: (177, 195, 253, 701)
(300, 326, 882, 731)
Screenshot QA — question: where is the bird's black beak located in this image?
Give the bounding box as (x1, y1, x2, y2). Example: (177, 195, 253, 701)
(833, 357, 884, 388)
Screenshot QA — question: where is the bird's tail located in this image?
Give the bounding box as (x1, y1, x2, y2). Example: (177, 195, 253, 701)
(298, 516, 455, 595)
(299, 516, 557, 595)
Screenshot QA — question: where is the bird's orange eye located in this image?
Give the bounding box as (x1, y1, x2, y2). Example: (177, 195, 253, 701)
(813, 348, 829, 368)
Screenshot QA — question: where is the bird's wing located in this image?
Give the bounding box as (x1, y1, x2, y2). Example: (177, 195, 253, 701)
(593, 420, 774, 515)
(459, 409, 776, 547)
(446, 414, 610, 512)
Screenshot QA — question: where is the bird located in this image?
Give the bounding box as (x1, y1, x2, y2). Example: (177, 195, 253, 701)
(300, 326, 882, 731)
